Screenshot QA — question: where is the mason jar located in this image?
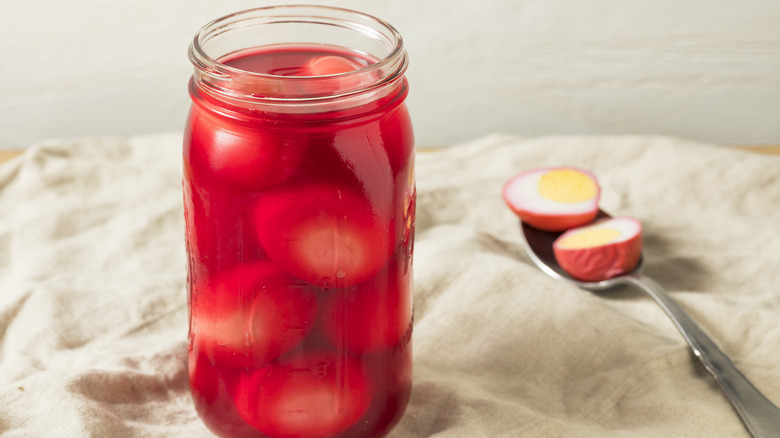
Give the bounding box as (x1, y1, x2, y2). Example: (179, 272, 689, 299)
(183, 6, 415, 438)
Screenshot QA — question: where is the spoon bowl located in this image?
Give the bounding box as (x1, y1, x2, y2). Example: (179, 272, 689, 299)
(520, 211, 780, 438)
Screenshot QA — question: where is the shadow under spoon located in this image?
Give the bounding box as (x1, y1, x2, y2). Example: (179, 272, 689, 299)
(520, 212, 780, 438)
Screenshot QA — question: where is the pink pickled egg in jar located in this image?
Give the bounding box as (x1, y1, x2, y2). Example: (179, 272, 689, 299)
(234, 351, 372, 438)
(189, 261, 318, 368)
(304, 55, 363, 75)
(253, 181, 393, 289)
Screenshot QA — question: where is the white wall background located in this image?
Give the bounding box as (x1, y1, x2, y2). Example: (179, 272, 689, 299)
(1, 0, 779, 149)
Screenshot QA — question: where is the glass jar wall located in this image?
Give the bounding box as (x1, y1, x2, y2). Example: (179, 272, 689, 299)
(183, 6, 415, 438)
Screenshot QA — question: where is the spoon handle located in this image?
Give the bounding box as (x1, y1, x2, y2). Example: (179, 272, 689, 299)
(627, 274, 780, 438)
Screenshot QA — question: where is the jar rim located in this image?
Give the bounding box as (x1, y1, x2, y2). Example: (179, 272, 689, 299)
(188, 5, 408, 105)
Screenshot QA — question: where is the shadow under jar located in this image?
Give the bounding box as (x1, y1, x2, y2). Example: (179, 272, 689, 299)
(183, 6, 415, 438)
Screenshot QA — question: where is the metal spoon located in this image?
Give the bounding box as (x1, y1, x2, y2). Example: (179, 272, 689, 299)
(520, 211, 780, 438)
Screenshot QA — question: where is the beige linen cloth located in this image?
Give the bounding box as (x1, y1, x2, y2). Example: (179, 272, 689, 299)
(0, 134, 778, 437)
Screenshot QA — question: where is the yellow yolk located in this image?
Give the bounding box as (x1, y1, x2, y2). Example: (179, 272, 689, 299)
(537, 169, 598, 203)
(557, 227, 621, 249)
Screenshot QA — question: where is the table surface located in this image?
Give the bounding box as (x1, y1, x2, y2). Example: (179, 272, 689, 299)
(739, 145, 780, 155)
(1, 145, 779, 165)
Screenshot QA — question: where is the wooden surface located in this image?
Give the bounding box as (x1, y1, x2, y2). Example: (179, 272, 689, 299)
(739, 145, 780, 155)
(0, 145, 779, 165)
(0, 150, 24, 163)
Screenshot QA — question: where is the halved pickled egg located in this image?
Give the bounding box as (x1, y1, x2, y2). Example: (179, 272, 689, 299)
(502, 167, 600, 231)
(553, 216, 642, 282)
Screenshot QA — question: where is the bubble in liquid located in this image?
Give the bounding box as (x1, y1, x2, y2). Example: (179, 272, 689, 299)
(314, 361, 329, 378)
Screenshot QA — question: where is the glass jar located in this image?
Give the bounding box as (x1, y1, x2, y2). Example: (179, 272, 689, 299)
(183, 6, 415, 438)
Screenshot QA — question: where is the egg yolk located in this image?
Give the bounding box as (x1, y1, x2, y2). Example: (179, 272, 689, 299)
(538, 169, 598, 203)
(557, 227, 621, 249)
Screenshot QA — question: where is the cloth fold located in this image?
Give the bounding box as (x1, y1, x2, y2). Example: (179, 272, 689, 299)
(0, 134, 778, 437)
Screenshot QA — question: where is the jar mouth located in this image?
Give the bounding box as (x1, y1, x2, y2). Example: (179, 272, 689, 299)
(189, 5, 408, 105)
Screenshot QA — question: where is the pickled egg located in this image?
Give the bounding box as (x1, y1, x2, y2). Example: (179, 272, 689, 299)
(502, 167, 600, 231)
(234, 351, 371, 438)
(190, 261, 318, 368)
(304, 55, 362, 76)
(553, 216, 643, 282)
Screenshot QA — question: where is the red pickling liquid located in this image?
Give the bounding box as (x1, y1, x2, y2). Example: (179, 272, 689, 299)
(183, 43, 415, 438)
